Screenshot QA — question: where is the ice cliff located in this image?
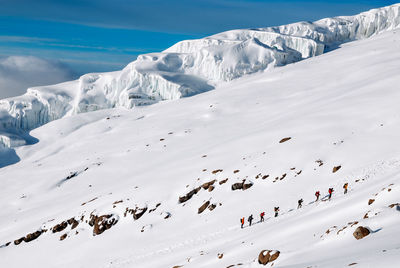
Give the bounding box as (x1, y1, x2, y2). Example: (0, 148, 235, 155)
(0, 3, 399, 147)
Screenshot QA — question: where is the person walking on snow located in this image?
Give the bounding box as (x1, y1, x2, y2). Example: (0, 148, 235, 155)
(240, 217, 245, 228)
(328, 188, 334, 200)
(248, 214, 254, 226)
(260, 212, 265, 222)
(274, 207, 280, 217)
(298, 199, 303, 209)
(315, 191, 320, 201)
(343, 183, 348, 194)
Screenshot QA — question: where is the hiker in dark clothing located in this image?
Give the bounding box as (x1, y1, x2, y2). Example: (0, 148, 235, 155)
(315, 191, 320, 201)
(274, 207, 279, 217)
(328, 188, 334, 200)
(297, 199, 303, 209)
(343, 183, 348, 194)
(248, 214, 254, 226)
(240, 217, 245, 228)
(260, 212, 265, 222)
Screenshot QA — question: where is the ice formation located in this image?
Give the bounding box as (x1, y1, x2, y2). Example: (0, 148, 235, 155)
(0, 3, 399, 147)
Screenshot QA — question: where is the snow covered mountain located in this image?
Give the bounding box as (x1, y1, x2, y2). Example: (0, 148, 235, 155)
(0, 3, 399, 149)
(0, 9, 400, 267)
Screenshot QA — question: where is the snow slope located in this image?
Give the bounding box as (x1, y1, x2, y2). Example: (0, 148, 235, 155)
(0, 26, 400, 267)
(0, 4, 399, 148)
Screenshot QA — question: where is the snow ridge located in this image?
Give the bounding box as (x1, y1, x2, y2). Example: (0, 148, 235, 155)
(0, 3, 399, 147)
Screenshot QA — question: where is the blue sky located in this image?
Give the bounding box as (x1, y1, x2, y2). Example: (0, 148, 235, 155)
(0, 0, 397, 76)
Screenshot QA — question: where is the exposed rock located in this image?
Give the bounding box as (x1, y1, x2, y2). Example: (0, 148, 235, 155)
(125, 206, 148, 220)
(258, 250, 280, 265)
(242, 183, 253, 190)
(212, 169, 223, 174)
(262, 175, 269, 179)
(231, 182, 244, 191)
(52, 221, 68, 233)
(60, 234, 67, 241)
(332, 166, 342, 173)
(368, 199, 375, 205)
(219, 178, 228, 185)
(202, 180, 216, 190)
(25, 230, 44, 242)
(90, 214, 119, 236)
(233, 170, 240, 173)
(279, 137, 291, 143)
(279, 173, 286, 180)
(208, 185, 215, 192)
(218, 253, 224, 259)
(68, 218, 79, 229)
(14, 237, 25, 245)
(208, 204, 217, 211)
(198, 201, 210, 214)
(179, 187, 201, 203)
(353, 226, 370, 240)
(388, 203, 400, 208)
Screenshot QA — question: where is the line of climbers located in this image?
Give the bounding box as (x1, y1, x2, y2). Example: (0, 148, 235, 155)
(240, 183, 349, 228)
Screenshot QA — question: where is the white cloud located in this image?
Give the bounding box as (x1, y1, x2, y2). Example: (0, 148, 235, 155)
(0, 56, 75, 100)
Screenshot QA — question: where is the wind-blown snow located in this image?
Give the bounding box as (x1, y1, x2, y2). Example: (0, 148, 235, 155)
(1, 4, 399, 148)
(0, 18, 400, 268)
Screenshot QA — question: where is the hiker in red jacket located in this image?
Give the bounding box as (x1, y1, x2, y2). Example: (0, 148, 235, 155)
(240, 217, 245, 228)
(315, 191, 320, 201)
(328, 188, 334, 200)
(260, 212, 265, 222)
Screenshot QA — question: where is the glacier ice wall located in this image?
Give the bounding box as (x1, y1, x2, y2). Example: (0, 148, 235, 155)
(0, 3, 399, 148)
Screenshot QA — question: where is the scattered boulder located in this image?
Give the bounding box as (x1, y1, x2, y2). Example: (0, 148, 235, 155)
(52, 221, 68, 233)
(231, 182, 244, 191)
(262, 175, 269, 180)
(353, 226, 370, 240)
(279, 137, 291, 143)
(67, 218, 79, 229)
(179, 187, 201, 203)
(218, 253, 224, 259)
(198, 201, 210, 214)
(202, 180, 216, 190)
(258, 250, 280, 265)
(90, 214, 119, 236)
(14, 237, 25, 245)
(219, 178, 228, 185)
(208, 204, 217, 211)
(125, 207, 148, 220)
(233, 170, 240, 174)
(332, 166, 342, 173)
(60, 234, 67, 241)
(212, 169, 223, 174)
(242, 182, 253, 190)
(25, 230, 44, 242)
(368, 199, 375, 205)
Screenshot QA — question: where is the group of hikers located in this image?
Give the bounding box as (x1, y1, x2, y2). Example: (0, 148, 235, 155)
(240, 183, 349, 228)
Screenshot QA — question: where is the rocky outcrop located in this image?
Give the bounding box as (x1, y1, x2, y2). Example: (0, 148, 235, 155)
(258, 250, 280, 265)
(353, 226, 370, 240)
(368, 199, 375, 205)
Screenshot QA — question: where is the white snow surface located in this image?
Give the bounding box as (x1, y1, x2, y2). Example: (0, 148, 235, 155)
(0, 4, 399, 147)
(0, 26, 400, 267)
